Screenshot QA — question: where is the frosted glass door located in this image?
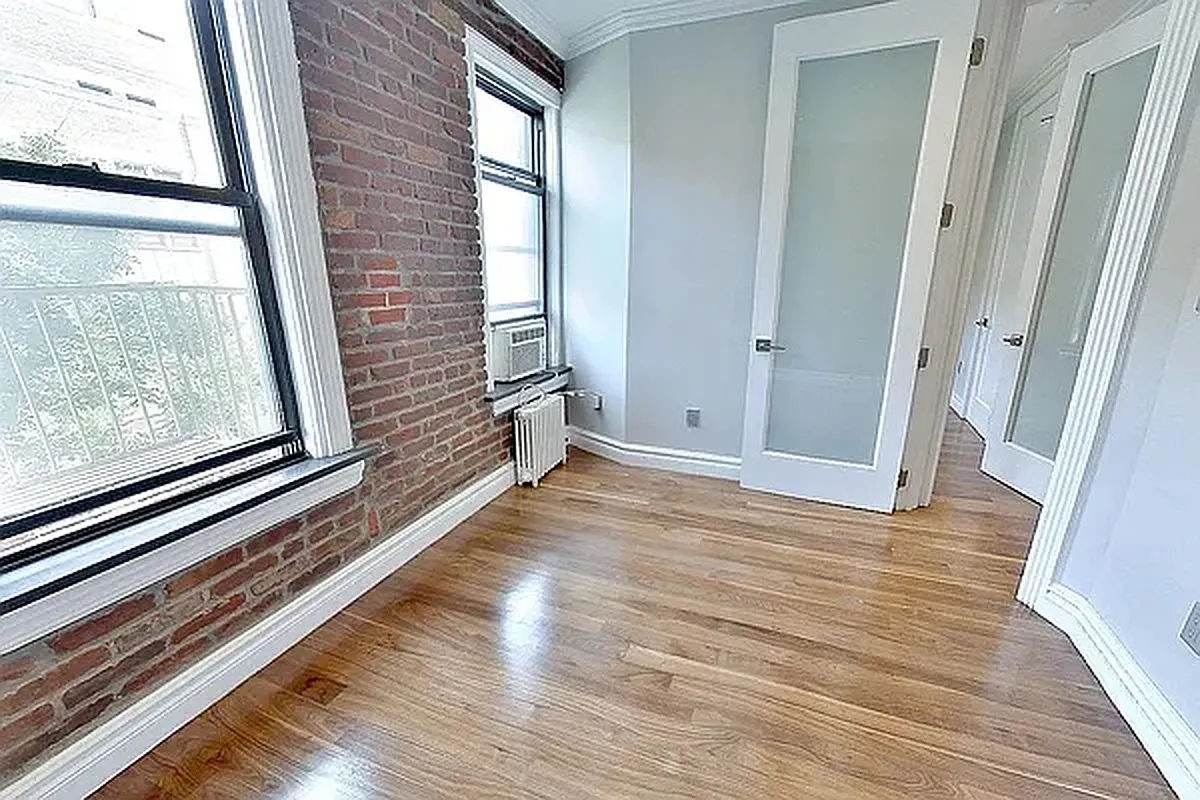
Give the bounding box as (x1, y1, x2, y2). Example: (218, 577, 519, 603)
(765, 43, 936, 466)
(980, 4, 1164, 503)
(1008, 50, 1156, 458)
(741, 0, 978, 512)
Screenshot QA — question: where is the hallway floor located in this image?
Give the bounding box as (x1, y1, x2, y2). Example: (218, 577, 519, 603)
(96, 416, 1172, 798)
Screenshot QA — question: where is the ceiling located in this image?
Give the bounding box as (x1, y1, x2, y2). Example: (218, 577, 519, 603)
(498, 0, 1161, 89)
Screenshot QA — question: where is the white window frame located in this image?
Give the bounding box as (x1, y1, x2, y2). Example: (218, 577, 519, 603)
(464, 28, 564, 392)
(0, 0, 360, 656)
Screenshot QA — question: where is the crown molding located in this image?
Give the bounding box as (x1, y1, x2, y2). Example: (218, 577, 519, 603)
(493, 0, 567, 56)
(566, 0, 819, 59)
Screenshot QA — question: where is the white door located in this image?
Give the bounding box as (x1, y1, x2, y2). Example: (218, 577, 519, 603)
(740, 0, 979, 512)
(961, 93, 1058, 435)
(981, 6, 1164, 502)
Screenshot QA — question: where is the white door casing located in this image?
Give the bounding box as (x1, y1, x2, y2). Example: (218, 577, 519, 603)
(740, 0, 980, 512)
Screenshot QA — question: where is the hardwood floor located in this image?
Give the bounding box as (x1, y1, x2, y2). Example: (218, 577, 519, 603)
(95, 416, 1172, 798)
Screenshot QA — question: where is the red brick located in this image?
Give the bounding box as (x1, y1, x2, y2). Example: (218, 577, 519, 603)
(49, 595, 157, 654)
(0, 653, 40, 686)
(166, 548, 244, 597)
(170, 595, 247, 646)
(213, 554, 280, 597)
(0, 703, 53, 749)
(2, 646, 108, 712)
(62, 639, 166, 709)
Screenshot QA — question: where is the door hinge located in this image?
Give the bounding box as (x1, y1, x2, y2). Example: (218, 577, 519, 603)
(940, 202, 955, 229)
(917, 346, 931, 370)
(969, 36, 986, 68)
(897, 469, 910, 489)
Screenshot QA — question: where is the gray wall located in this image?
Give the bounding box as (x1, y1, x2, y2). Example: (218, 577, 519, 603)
(1059, 105, 1200, 730)
(562, 38, 631, 440)
(568, 1, 877, 456)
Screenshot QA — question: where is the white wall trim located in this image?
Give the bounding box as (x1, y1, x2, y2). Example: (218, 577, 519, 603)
(566, 0, 824, 59)
(568, 427, 740, 481)
(1035, 583, 1200, 799)
(466, 28, 562, 109)
(493, 0, 568, 57)
(0, 462, 515, 800)
(224, 0, 353, 457)
(1017, 0, 1200, 604)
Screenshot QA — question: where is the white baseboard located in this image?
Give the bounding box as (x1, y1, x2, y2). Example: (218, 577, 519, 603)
(1, 462, 515, 800)
(1036, 583, 1200, 799)
(567, 426, 741, 481)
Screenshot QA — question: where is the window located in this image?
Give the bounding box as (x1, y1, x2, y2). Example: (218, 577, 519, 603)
(0, 0, 302, 558)
(475, 70, 547, 325)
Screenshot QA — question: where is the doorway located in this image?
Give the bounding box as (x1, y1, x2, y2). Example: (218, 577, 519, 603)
(951, 3, 1165, 504)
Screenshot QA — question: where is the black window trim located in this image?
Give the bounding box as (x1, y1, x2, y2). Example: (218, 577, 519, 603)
(475, 67, 549, 326)
(0, 0, 304, 550)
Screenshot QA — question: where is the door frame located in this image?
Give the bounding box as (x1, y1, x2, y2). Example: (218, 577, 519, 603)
(740, 0, 980, 512)
(1019, 0, 1200, 604)
(980, 5, 1166, 504)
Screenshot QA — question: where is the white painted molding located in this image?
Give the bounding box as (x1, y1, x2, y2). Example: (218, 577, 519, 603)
(466, 27, 562, 108)
(1035, 583, 1200, 798)
(566, 0, 822, 59)
(568, 427, 741, 481)
(1017, 0, 1200, 605)
(224, 0, 353, 457)
(493, 0, 567, 57)
(0, 462, 515, 800)
(0, 461, 364, 657)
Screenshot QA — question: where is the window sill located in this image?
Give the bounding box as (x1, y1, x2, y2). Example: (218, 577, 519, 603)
(485, 365, 572, 416)
(0, 449, 371, 656)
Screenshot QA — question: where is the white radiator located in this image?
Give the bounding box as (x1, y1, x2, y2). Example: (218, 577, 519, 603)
(514, 393, 567, 486)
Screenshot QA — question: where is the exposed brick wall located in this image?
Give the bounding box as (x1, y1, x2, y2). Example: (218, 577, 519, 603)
(0, 0, 563, 782)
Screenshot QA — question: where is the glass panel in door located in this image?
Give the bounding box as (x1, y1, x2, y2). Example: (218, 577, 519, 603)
(1008, 48, 1157, 458)
(765, 42, 937, 465)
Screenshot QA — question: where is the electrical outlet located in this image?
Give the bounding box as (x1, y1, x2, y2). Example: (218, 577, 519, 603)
(685, 408, 701, 428)
(1182, 603, 1200, 657)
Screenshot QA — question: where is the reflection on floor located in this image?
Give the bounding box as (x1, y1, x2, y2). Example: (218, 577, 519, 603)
(97, 415, 1171, 798)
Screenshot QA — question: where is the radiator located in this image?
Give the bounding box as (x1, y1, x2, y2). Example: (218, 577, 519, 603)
(514, 393, 567, 487)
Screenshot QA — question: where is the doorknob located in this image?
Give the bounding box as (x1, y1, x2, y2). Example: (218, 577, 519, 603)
(754, 337, 787, 353)
(1002, 333, 1025, 347)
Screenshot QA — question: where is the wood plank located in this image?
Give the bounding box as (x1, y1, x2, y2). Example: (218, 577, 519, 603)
(93, 416, 1172, 798)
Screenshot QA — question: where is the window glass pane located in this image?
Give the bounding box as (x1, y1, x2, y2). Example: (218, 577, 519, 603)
(475, 88, 534, 171)
(0, 220, 283, 523)
(480, 181, 542, 322)
(0, 0, 224, 186)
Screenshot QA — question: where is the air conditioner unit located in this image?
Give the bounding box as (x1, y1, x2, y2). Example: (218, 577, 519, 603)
(491, 319, 547, 382)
